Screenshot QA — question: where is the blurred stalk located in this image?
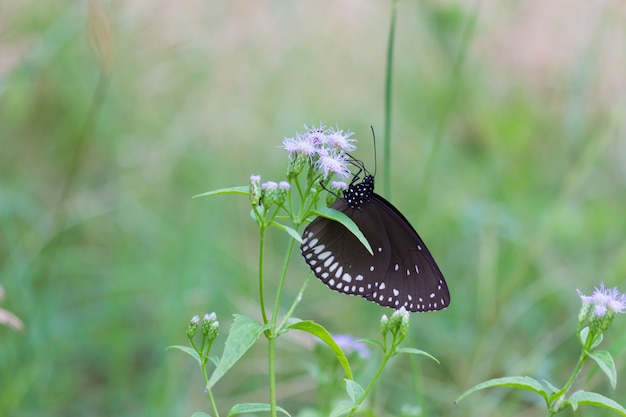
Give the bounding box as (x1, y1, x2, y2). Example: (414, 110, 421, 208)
(49, 1, 112, 272)
(416, 0, 481, 200)
(382, 0, 398, 198)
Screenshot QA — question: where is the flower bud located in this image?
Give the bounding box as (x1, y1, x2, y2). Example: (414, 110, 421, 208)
(187, 315, 200, 338)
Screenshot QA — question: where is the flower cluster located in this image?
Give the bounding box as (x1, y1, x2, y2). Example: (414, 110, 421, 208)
(249, 174, 290, 208)
(282, 124, 356, 180)
(577, 282, 626, 332)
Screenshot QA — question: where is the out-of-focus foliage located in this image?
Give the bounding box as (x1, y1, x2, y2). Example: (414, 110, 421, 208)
(1, 1, 625, 416)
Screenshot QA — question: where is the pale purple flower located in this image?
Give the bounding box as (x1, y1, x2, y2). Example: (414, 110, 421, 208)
(326, 334, 371, 359)
(577, 282, 626, 318)
(282, 136, 317, 157)
(278, 181, 290, 190)
(303, 123, 328, 147)
(315, 152, 351, 179)
(326, 127, 356, 152)
(331, 181, 347, 190)
(262, 181, 278, 190)
(250, 174, 261, 184)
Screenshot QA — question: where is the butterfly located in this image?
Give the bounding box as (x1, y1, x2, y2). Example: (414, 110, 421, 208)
(300, 168, 450, 312)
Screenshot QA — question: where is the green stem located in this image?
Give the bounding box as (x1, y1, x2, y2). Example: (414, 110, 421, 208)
(268, 336, 277, 417)
(346, 352, 393, 417)
(271, 239, 296, 328)
(207, 388, 220, 417)
(382, 0, 398, 198)
(258, 226, 268, 324)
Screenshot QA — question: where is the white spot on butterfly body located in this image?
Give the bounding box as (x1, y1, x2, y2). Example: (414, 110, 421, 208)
(393, 289, 399, 296)
(329, 262, 339, 272)
(406, 268, 411, 276)
(430, 293, 435, 298)
(324, 256, 335, 267)
(379, 282, 386, 290)
(355, 275, 364, 281)
(417, 244, 422, 250)
(415, 265, 420, 274)
(342, 273, 352, 283)
(369, 265, 375, 272)
(394, 264, 399, 271)
(377, 247, 383, 253)
(309, 238, 318, 247)
(328, 279, 335, 286)
(321, 272, 329, 279)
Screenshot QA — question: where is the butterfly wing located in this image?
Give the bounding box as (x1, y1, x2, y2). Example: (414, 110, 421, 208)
(301, 194, 450, 312)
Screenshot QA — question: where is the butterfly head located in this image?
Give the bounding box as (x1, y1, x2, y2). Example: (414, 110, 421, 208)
(343, 175, 375, 209)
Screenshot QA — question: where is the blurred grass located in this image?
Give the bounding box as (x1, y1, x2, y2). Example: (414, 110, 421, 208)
(1, 1, 626, 416)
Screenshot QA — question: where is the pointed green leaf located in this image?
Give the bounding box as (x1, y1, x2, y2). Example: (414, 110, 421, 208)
(543, 379, 560, 394)
(227, 403, 291, 416)
(167, 345, 202, 365)
(287, 320, 353, 380)
(569, 390, 626, 416)
(589, 350, 617, 389)
(329, 402, 354, 417)
(358, 338, 384, 351)
(396, 347, 440, 363)
(580, 327, 603, 349)
(345, 379, 365, 404)
(455, 376, 548, 405)
(270, 221, 302, 243)
(309, 207, 373, 255)
(193, 186, 249, 198)
(206, 314, 267, 390)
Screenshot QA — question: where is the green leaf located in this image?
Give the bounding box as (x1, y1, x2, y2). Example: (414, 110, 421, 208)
(193, 185, 249, 198)
(227, 403, 291, 416)
(329, 402, 354, 417)
(543, 379, 560, 394)
(358, 338, 384, 351)
(396, 347, 439, 364)
(166, 345, 201, 365)
(287, 320, 353, 380)
(569, 390, 626, 416)
(309, 207, 373, 255)
(206, 314, 267, 390)
(589, 350, 617, 389)
(191, 412, 212, 417)
(580, 327, 603, 349)
(345, 379, 365, 404)
(454, 376, 548, 405)
(270, 221, 302, 243)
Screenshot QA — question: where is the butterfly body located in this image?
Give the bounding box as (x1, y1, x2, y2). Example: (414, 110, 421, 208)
(300, 175, 450, 312)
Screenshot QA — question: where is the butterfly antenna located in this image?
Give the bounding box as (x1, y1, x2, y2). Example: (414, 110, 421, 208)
(370, 125, 377, 177)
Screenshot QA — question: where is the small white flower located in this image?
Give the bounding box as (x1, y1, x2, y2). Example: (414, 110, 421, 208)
(326, 127, 356, 152)
(303, 123, 328, 148)
(315, 152, 351, 179)
(282, 136, 317, 157)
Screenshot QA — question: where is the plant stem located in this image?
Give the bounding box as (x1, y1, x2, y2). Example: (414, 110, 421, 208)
(258, 226, 268, 324)
(271, 239, 296, 328)
(382, 0, 398, 199)
(346, 352, 392, 417)
(268, 335, 277, 417)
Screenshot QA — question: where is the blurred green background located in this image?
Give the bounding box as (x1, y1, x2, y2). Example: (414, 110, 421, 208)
(2, 1, 626, 416)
